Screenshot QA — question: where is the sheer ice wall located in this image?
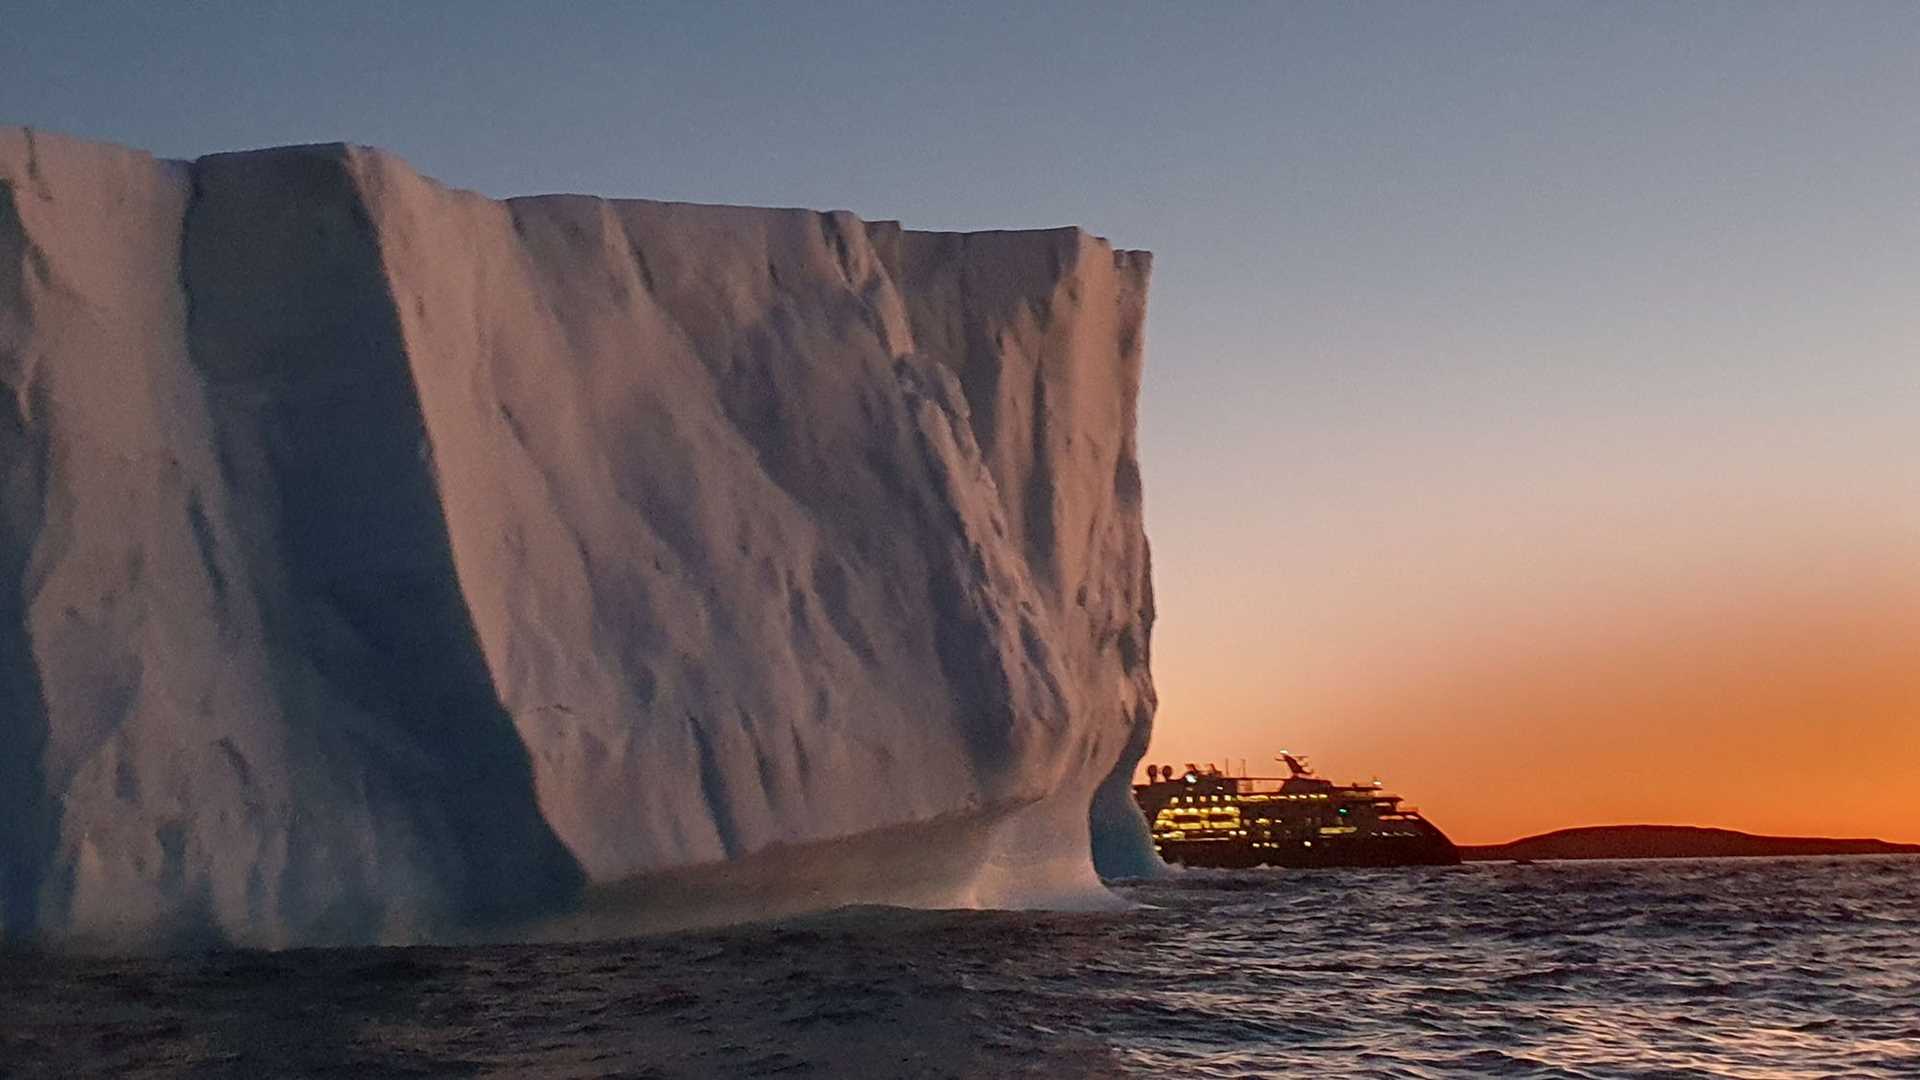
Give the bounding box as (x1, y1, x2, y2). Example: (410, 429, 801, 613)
(0, 129, 1156, 949)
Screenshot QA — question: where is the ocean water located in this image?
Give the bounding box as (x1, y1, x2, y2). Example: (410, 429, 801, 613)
(2, 857, 1915, 1078)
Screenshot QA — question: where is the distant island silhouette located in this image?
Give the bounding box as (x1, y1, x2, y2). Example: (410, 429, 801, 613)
(1461, 825, 1920, 861)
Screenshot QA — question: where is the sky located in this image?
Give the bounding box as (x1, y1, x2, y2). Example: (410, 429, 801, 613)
(4, 2, 1916, 844)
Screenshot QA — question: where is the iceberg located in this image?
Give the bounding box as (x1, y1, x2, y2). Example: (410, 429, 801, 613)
(0, 129, 1156, 949)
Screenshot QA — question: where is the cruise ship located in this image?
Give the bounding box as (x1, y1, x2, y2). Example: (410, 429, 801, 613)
(1134, 754, 1460, 868)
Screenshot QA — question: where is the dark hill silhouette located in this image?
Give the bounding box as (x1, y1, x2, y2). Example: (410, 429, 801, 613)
(1461, 825, 1920, 861)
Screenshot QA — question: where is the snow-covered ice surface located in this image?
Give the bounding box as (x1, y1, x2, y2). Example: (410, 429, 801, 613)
(0, 129, 1156, 950)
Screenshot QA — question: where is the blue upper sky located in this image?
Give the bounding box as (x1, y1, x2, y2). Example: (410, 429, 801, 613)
(7, 2, 1918, 837)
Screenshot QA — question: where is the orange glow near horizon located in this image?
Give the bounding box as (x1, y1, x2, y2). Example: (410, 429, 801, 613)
(1140, 433, 1920, 847)
(1146, 581, 1920, 845)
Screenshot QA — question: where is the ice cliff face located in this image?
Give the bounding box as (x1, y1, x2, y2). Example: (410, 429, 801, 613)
(0, 129, 1156, 950)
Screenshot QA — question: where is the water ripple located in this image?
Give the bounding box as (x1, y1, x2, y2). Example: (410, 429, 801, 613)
(0, 857, 1916, 1077)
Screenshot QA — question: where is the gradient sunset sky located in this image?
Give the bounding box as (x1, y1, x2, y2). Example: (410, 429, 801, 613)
(6, 2, 1916, 843)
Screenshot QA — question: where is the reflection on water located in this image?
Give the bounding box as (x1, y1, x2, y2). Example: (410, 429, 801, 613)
(2, 857, 1916, 1077)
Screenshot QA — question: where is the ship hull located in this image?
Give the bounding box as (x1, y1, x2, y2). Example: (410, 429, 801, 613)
(1156, 833, 1460, 870)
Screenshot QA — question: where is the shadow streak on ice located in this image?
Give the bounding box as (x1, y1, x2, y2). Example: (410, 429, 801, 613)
(0, 128, 1157, 950)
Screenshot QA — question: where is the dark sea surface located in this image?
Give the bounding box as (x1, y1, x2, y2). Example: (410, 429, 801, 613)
(2, 857, 1916, 1078)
